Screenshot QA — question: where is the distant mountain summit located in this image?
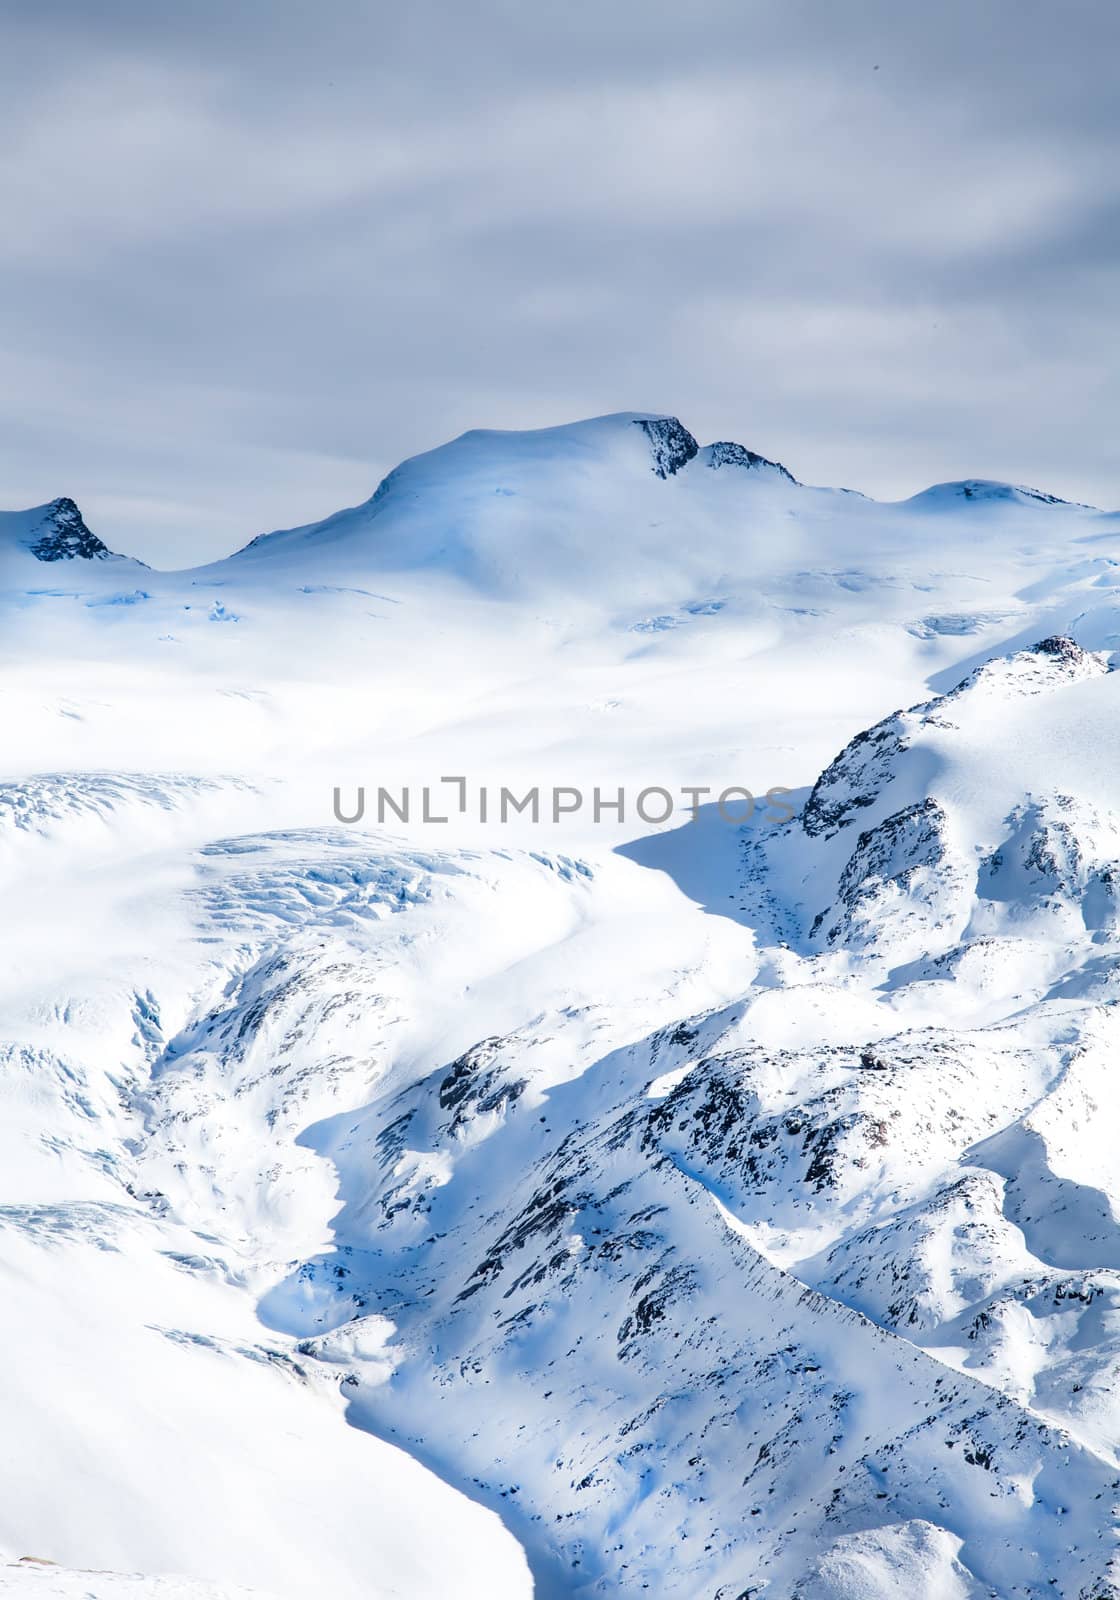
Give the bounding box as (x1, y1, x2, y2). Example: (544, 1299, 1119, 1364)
(214, 412, 816, 598)
(20, 497, 114, 562)
(0, 413, 1103, 588)
(632, 415, 700, 477)
(704, 437, 798, 481)
(903, 478, 1090, 510)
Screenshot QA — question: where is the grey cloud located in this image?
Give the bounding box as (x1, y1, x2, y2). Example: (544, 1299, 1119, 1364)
(1, 0, 1117, 563)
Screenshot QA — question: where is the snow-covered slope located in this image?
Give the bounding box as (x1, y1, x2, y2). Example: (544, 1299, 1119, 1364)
(3, 414, 1120, 1598)
(0, 1565, 266, 1600)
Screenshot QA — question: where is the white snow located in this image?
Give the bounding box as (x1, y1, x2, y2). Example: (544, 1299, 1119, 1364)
(3, 412, 1120, 1597)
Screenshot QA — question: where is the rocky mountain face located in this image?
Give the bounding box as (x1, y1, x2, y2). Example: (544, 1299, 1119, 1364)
(24, 497, 113, 561)
(633, 416, 700, 477)
(706, 439, 798, 481)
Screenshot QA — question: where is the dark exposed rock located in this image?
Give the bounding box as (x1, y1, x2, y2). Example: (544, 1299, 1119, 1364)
(457, 1171, 590, 1301)
(707, 440, 797, 483)
(801, 713, 907, 839)
(634, 417, 700, 478)
(438, 1037, 504, 1111)
(617, 1263, 696, 1349)
(438, 1037, 527, 1135)
(835, 798, 948, 909)
(27, 497, 114, 562)
(375, 1110, 416, 1169)
(1034, 634, 1087, 664)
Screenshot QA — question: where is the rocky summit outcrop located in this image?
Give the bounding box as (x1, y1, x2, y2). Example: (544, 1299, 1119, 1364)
(25, 497, 113, 562)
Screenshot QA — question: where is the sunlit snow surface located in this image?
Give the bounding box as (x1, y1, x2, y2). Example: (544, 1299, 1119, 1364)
(2, 415, 1120, 1598)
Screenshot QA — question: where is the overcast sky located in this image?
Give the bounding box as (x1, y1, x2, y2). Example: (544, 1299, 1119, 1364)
(2, 0, 1118, 565)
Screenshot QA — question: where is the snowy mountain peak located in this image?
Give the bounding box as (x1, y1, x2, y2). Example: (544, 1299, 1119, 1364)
(905, 478, 1087, 510)
(704, 438, 798, 482)
(199, 412, 1112, 601)
(1034, 631, 1094, 663)
(20, 497, 114, 562)
(946, 631, 1108, 702)
(801, 634, 1109, 843)
(632, 415, 699, 477)
(219, 411, 814, 593)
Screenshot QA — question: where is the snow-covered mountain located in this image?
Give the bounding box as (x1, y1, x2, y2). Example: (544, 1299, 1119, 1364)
(3, 414, 1119, 1598)
(0, 497, 122, 565)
